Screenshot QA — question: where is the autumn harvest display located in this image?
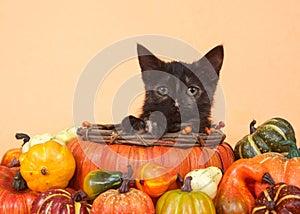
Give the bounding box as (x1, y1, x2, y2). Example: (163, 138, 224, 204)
(1, 117, 300, 213)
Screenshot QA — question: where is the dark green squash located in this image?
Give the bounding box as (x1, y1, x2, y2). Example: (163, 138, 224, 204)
(83, 169, 123, 200)
(234, 118, 296, 159)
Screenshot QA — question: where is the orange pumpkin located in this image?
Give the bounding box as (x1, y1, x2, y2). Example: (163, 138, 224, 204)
(91, 169, 155, 214)
(251, 152, 300, 195)
(68, 138, 234, 190)
(0, 165, 39, 214)
(19, 140, 76, 192)
(1, 147, 22, 167)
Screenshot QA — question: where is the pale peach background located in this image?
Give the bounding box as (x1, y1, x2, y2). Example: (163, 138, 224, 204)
(1, 1, 300, 157)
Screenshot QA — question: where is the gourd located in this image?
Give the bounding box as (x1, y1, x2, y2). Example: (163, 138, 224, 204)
(19, 140, 76, 192)
(16, 126, 78, 153)
(156, 176, 216, 214)
(184, 166, 223, 198)
(252, 183, 300, 213)
(0, 165, 39, 214)
(0, 147, 22, 167)
(91, 166, 155, 214)
(214, 158, 275, 214)
(135, 162, 178, 198)
(83, 169, 123, 200)
(30, 187, 92, 214)
(251, 151, 300, 196)
(234, 118, 296, 159)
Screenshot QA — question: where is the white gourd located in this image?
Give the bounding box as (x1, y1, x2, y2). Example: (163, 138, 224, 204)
(21, 126, 78, 153)
(184, 166, 223, 198)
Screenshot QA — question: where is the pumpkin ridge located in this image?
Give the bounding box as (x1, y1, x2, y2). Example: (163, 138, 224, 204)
(177, 191, 184, 213)
(283, 161, 289, 182)
(213, 147, 225, 169)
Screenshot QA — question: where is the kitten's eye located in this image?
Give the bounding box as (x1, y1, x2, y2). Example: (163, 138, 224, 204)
(157, 86, 169, 95)
(187, 87, 199, 96)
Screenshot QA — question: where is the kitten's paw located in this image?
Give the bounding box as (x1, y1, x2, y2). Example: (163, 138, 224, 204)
(145, 112, 167, 138)
(145, 120, 164, 138)
(121, 115, 146, 133)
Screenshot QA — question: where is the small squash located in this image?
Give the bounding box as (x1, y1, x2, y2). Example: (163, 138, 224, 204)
(252, 183, 300, 214)
(31, 187, 92, 214)
(0, 147, 22, 167)
(251, 151, 300, 196)
(19, 140, 76, 192)
(156, 176, 216, 214)
(17, 126, 78, 153)
(135, 162, 178, 198)
(91, 166, 155, 214)
(234, 118, 296, 159)
(83, 169, 123, 200)
(0, 165, 39, 214)
(214, 158, 275, 214)
(184, 166, 222, 199)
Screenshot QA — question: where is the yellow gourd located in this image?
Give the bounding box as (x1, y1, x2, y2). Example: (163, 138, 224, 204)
(19, 140, 76, 192)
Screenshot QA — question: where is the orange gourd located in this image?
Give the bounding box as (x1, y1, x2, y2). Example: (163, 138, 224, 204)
(0, 147, 22, 167)
(251, 152, 300, 196)
(0, 165, 39, 214)
(19, 140, 76, 192)
(214, 158, 275, 214)
(135, 162, 178, 198)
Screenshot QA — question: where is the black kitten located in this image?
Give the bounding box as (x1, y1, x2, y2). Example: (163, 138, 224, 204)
(122, 44, 224, 137)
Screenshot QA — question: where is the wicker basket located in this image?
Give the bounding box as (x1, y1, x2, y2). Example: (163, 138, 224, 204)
(76, 123, 226, 148)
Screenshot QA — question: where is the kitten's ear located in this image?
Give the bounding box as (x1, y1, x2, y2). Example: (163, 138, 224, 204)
(204, 45, 224, 76)
(137, 44, 162, 71)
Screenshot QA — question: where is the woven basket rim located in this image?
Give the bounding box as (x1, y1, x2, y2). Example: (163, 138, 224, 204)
(76, 123, 226, 148)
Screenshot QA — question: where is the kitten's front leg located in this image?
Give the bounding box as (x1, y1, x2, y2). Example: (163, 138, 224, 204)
(122, 112, 167, 138)
(144, 111, 167, 138)
(121, 115, 146, 133)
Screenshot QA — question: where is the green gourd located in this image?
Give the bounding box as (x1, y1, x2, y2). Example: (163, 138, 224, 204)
(156, 176, 216, 214)
(234, 117, 296, 159)
(83, 169, 123, 200)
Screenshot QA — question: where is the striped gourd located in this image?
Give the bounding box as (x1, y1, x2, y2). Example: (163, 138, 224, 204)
(31, 187, 92, 213)
(184, 166, 223, 198)
(252, 183, 300, 213)
(234, 118, 296, 159)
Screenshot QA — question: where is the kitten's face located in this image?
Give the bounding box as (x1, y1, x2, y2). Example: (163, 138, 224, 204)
(137, 44, 224, 132)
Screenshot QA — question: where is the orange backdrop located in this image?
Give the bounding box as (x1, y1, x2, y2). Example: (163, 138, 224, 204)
(1, 1, 300, 157)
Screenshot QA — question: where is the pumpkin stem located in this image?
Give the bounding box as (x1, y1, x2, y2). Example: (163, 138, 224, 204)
(176, 173, 184, 183)
(41, 167, 47, 175)
(262, 173, 275, 185)
(125, 164, 133, 178)
(119, 165, 133, 194)
(181, 176, 193, 192)
(250, 120, 257, 134)
(72, 190, 88, 202)
(15, 133, 31, 147)
(13, 170, 28, 191)
(265, 200, 276, 211)
(8, 157, 20, 168)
